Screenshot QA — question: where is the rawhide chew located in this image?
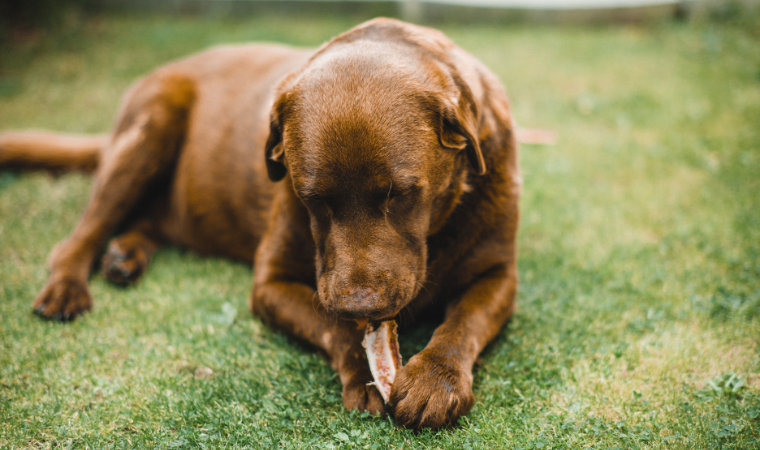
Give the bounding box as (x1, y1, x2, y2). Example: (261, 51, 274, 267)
(362, 320, 402, 403)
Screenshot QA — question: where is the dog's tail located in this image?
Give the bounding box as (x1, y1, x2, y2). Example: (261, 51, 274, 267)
(0, 130, 108, 173)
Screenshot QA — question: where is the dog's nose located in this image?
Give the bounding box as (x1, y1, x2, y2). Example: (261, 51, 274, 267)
(347, 287, 378, 302)
(336, 287, 385, 318)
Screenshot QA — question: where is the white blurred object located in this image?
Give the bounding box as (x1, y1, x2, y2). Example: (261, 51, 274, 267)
(516, 128, 557, 145)
(418, 0, 687, 9)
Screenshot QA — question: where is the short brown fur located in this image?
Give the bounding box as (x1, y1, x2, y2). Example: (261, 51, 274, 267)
(0, 19, 519, 430)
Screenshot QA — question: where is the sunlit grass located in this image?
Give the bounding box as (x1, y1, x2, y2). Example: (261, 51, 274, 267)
(1, 12, 759, 449)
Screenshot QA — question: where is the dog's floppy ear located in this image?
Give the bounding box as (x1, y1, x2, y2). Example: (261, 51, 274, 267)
(438, 91, 486, 176)
(264, 91, 290, 182)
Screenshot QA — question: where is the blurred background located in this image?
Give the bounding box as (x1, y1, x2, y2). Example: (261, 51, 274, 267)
(2, 0, 759, 33)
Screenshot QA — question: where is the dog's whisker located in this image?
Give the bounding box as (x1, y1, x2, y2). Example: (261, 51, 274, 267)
(416, 282, 432, 301)
(400, 303, 414, 324)
(310, 291, 329, 322)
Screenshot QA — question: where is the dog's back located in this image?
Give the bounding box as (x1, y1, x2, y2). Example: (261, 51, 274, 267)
(0, 44, 313, 261)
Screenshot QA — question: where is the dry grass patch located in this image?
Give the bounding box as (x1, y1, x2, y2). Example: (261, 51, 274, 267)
(551, 320, 759, 422)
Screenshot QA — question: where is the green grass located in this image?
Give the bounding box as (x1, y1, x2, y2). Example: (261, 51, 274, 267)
(1, 11, 760, 449)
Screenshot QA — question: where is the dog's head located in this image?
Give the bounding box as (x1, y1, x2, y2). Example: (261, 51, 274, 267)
(264, 19, 487, 321)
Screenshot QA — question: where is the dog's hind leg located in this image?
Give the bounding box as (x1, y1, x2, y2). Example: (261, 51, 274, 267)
(32, 73, 195, 320)
(101, 218, 162, 286)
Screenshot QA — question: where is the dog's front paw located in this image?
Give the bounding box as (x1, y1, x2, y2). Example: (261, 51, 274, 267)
(389, 348, 474, 430)
(341, 358, 385, 414)
(32, 277, 92, 321)
(343, 376, 386, 415)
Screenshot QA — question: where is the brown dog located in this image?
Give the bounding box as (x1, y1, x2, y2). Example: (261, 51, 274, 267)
(0, 18, 519, 429)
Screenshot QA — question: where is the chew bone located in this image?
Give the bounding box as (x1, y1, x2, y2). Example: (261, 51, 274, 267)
(362, 320, 402, 403)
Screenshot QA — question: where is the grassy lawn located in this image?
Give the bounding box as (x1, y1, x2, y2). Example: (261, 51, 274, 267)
(1, 10, 759, 449)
